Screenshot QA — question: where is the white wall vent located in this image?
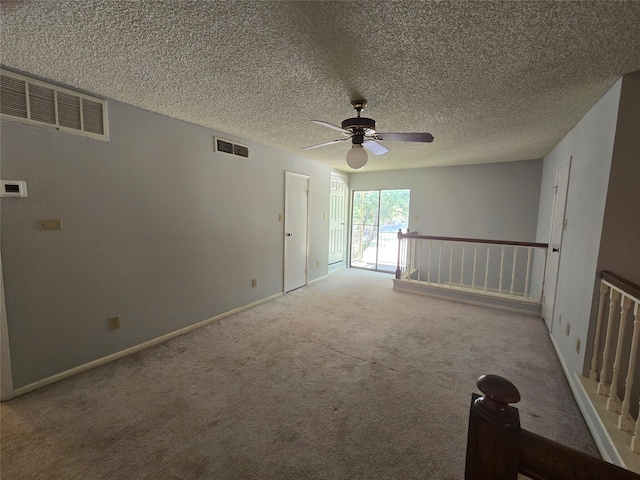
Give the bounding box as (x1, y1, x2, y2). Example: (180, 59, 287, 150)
(215, 137, 249, 158)
(0, 69, 109, 141)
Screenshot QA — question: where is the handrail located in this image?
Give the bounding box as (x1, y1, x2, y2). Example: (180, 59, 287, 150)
(519, 429, 639, 480)
(395, 232, 548, 306)
(586, 269, 640, 458)
(602, 270, 640, 302)
(465, 374, 640, 480)
(398, 231, 548, 250)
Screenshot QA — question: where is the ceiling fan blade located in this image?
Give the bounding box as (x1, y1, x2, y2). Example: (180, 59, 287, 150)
(311, 120, 351, 135)
(363, 140, 389, 155)
(376, 132, 434, 143)
(300, 138, 349, 151)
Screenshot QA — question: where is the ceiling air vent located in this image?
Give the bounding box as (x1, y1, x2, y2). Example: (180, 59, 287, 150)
(215, 137, 249, 158)
(0, 69, 109, 140)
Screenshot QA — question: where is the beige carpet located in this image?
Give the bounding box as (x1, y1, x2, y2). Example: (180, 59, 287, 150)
(1, 268, 598, 479)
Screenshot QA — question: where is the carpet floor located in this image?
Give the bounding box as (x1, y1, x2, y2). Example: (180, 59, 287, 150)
(0, 268, 598, 479)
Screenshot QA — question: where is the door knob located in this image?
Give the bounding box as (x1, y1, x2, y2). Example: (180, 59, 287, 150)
(552, 247, 559, 252)
(286, 233, 293, 237)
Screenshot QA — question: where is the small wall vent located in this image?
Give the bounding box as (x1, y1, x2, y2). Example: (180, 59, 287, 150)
(0, 69, 108, 140)
(215, 137, 249, 158)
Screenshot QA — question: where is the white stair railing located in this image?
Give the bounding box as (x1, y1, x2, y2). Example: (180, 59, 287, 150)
(587, 271, 640, 453)
(395, 232, 548, 304)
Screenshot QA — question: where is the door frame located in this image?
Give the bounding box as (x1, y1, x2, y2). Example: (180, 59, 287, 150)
(542, 157, 572, 332)
(1, 247, 14, 400)
(328, 172, 348, 268)
(283, 171, 310, 293)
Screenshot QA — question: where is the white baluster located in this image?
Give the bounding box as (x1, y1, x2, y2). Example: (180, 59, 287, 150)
(472, 247, 477, 290)
(618, 301, 640, 432)
(460, 246, 465, 287)
(407, 238, 412, 278)
(509, 247, 517, 296)
(598, 289, 621, 396)
(437, 243, 442, 284)
(484, 246, 490, 291)
(417, 240, 421, 282)
(448, 242, 454, 286)
(412, 238, 416, 276)
(590, 282, 610, 381)
(399, 237, 405, 278)
(498, 246, 505, 294)
(399, 236, 403, 277)
(427, 240, 432, 283)
(607, 295, 632, 412)
(632, 344, 640, 453)
(524, 247, 532, 298)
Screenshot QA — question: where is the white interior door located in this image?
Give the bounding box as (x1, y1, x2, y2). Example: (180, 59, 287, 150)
(542, 158, 571, 332)
(328, 173, 347, 265)
(284, 172, 309, 293)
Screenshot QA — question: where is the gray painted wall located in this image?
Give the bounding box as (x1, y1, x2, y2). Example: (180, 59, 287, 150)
(597, 72, 640, 287)
(1, 99, 331, 389)
(589, 72, 640, 387)
(349, 160, 543, 242)
(534, 79, 621, 375)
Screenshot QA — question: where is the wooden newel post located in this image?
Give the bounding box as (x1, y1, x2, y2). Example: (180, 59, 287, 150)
(465, 374, 522, 480)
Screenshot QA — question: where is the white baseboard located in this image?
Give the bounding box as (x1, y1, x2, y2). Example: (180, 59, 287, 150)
(11, 292, 283, 399)
(308, 274, 329, 285)
(328, 261, 346, 274)
(548, 333, 623, 466)
(393, 279, 542, 316)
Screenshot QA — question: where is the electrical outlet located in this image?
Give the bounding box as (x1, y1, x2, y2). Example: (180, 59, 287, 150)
(108, 315, 121, 330)
(566, 322, 571, 336)
(251, 278, 257, 288)
(576, 339, 581, 354)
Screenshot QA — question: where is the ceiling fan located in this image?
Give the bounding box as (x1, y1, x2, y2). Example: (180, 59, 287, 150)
(301, 100, 434, 169)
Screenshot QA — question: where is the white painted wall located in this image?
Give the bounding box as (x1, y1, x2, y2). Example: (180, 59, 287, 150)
(534, 79, 621, 375)
(1, 97, 331, 390)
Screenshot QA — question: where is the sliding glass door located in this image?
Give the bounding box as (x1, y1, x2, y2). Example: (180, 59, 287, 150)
(350, 189, 410, 272)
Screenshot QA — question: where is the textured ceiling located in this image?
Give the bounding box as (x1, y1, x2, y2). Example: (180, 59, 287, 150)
(1, 1, 640, 172)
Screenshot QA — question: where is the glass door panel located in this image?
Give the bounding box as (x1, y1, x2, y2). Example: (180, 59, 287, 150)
(377, 189, 410, 272)
(351, 190, 380, 269)
(351, 189, 410, 272)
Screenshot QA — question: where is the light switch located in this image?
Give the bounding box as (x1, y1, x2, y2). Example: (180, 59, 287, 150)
(40, 219, 63, 230)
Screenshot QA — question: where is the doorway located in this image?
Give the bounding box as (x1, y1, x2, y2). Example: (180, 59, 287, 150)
(350, 189, 410, 273)
(284, 172, 309, 293)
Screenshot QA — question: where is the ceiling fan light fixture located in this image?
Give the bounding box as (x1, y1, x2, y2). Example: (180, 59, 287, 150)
(346, 144, 368, 169)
